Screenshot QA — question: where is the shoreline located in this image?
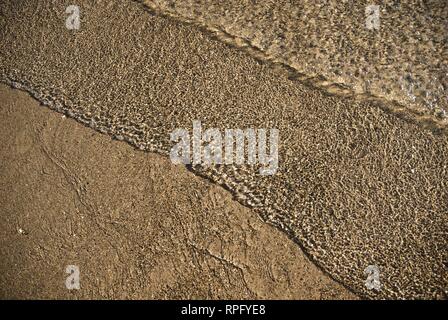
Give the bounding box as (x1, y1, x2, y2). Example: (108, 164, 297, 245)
(1, 0, 447, 299)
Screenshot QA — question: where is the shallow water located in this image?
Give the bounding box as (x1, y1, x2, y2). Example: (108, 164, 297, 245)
(141, 0, 448, 123)
(1, 0, 447, 299)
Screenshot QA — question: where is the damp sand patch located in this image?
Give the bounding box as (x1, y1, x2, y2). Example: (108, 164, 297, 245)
(1, 0, 447, 299)
(0, 84, 357, 299)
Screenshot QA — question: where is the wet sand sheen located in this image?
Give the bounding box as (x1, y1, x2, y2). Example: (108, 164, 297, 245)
(0, 84, 356, 299)
(1, 0, 447, 299)
(139, 0, 448, 125)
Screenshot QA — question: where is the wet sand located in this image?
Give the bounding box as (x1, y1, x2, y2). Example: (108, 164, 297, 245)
(141, 0, 448, 123)
(1, 0, 447, 299)
(0, 84, 356, 299)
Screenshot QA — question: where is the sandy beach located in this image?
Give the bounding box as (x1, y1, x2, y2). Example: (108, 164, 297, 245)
(1, 0, 447, 299)
(0, 84, 356, 299)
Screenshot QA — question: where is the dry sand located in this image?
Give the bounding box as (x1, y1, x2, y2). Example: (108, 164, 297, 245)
(1, 0, 447, 299)
(0, 84, 356, 299)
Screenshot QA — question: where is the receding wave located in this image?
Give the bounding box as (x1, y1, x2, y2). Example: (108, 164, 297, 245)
(138, 0, 448, 128)
(1, 0, 447, 299)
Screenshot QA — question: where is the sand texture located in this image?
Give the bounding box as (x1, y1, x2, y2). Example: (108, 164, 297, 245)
(1, 0, 447, 299)
(0, 84, 356, 299)
(141, 0, 448, 125)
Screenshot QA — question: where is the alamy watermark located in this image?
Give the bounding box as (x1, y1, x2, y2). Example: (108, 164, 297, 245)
(365, 5, 380, 30)
(65, 5, 80, 30)
(65, 265, 80, 290)
(170, 121, 279, 175)
(364, 264, 381, 291)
